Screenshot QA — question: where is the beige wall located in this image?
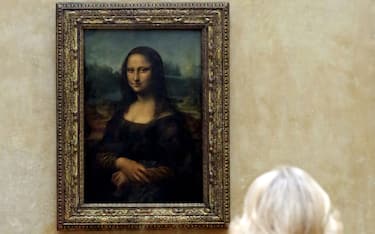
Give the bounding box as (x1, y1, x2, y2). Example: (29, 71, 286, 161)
(0, 0, 374, 233)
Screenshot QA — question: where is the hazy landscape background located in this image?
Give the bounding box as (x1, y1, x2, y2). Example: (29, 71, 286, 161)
(84, 30, 202, 118)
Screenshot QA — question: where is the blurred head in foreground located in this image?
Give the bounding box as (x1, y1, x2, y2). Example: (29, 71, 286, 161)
(229, 166, 343, 234)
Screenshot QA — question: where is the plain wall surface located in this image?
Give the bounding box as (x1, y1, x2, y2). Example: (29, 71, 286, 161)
(0, 0, 374, 233)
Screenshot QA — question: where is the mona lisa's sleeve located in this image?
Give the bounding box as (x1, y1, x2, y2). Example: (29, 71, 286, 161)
(95, 114, 122, 172)
(96, 152, 117, 171)
(158, 116, 203, 202)
(155, 115, 202, 201)
(155, 116, 195, 177)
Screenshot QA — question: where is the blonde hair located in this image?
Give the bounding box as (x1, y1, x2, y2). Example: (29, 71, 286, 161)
(230, 166, 342, 234)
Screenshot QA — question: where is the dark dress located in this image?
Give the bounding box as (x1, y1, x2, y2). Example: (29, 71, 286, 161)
(90, 110, 202, 203)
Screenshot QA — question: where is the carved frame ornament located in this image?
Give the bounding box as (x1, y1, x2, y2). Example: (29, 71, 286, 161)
(56, 2, 229, 230)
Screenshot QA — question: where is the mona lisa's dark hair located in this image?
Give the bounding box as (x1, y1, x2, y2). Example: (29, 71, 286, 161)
(120, 46, 174, 116)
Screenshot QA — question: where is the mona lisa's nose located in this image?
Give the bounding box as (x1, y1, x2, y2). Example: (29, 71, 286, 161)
(133, 72, 140, 81)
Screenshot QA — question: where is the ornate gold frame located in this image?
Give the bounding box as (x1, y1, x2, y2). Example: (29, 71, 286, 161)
(56, 2, 229, 230)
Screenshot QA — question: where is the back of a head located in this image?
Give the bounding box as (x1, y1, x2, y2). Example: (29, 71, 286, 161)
(229, 166, 342, 234)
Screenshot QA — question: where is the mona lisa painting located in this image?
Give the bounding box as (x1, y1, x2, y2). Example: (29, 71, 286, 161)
(84, 32, 203, 203)
(57, 2, 229, 230)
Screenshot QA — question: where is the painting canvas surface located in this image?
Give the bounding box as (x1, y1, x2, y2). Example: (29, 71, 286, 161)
(83, 30, 203, 203)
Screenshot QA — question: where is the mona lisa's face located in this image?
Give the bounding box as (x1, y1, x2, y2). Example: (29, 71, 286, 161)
(126, 54, 152, 94)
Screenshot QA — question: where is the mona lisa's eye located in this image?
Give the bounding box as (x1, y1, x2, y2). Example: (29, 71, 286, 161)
(139, 67, 151, 73)
(127, 68, 135, 73)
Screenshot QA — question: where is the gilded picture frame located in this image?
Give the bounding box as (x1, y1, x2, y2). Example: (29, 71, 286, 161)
(56, 2, 229, 230)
